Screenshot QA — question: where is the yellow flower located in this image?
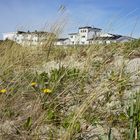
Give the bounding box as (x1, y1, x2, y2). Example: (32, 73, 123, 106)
(31, 82, 37, 87)
(43, 88, 52, 94)
(0, 89, 7, 94)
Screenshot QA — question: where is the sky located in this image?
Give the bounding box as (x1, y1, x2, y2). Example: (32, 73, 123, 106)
(0, 0, 140, 39)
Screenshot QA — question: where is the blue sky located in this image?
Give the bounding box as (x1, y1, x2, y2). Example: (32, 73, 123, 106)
(0, 0, 140, 39)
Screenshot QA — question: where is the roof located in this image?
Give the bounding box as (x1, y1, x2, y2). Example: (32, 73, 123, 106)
(91, 27, 102, 31)
(116, 36, 135, 42)
(79, 26, 102, 30)
(68, 33, 77, 35)
(17, 30, 52, 35)
(57, 38, 69, 41)
(17, 31, 26, 34)
(16, 31, 56, 38)
(88, 35, 122, 41)
(79, 26, 92, 29)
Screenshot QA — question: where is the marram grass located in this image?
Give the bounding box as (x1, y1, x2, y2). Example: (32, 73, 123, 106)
(0, 39, 140, 140)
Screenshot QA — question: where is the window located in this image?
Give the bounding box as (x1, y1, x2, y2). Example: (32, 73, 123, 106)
(82, 36, 85, 38)
(80, 29, 87, 33)
(71, 36, 73, 38)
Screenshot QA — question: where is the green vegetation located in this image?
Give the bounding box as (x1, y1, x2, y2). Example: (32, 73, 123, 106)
(0, 39, 140, 140)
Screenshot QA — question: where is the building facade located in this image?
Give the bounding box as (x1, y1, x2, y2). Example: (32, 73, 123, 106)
(55, 38, 70, 45)
(3, 31, 55, 46)
(67, 26, 102, 45)
(55, 26, 134, 45)
(3, 26, 135, 46)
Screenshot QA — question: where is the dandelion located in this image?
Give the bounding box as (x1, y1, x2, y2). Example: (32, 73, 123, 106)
(43, 88, 52, 94)
(31, 82, 37, 87)
(0, 89, 7, 94)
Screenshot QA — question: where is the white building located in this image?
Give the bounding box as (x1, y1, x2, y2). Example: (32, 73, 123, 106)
(3, 32, 16, 41)
(68, 33, 79, 45)
(3, 31, 55, 46)
(3, 26, 135, 46)
(79, 26, 101, 44)
(55, 38, 70, 46)
(115, 36, 134, 43)
(55, 26, 135, 45)
(67, 26, 102, 45)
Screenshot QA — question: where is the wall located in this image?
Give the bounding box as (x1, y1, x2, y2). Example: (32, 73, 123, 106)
(3, 32, 16, 40)
(69, 34, 79, 45)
